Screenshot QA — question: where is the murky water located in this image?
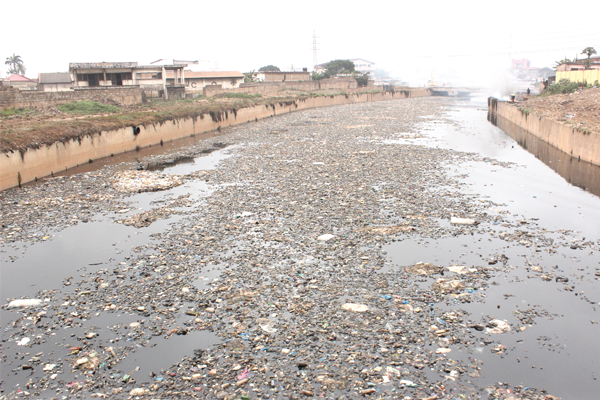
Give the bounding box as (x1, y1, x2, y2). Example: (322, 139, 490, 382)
(380, 95, 600, 399)
(0, 149, 230, 395)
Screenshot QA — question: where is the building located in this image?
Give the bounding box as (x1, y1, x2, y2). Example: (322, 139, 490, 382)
(38, 72, 73, 92)
(555, 56, 600, 71)
(69, 62, 187, 99)
(349, 58, 376, 75)
(255, 71, 310, 82)
(511, 58, 530, 69)
(509, 58, 540, 79)
(166, 71, 244, 91)
(5, 74, 37, 89)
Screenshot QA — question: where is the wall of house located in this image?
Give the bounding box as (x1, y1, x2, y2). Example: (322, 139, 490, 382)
(41, 83, 73, 92)
(0, 86, 143, 109)
(488, 97, 600, 167)
(556, 70, 600, 84)
(1, 89, 432, 190)
(8, 82, 38, 89)
(259, 72, 311, 82)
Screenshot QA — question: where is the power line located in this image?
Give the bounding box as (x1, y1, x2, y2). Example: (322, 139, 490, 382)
(415, 44, 595, 59)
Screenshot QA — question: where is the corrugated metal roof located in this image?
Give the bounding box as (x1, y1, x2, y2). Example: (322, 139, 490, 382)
(39, 73, 72, 84)
(166, 70, 244, 79)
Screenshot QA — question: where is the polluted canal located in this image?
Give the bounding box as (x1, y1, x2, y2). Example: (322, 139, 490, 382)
(1, 96, 599, 399)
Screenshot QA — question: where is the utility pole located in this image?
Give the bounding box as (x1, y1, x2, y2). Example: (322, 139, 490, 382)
(509, 34, 512, 68)
(312, 31, 319, 70)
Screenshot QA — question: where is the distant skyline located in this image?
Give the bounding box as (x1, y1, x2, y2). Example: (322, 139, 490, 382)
(3, 0, 599, 86)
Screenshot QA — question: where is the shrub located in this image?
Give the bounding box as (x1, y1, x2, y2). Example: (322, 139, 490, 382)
(544, 79, 596, 95)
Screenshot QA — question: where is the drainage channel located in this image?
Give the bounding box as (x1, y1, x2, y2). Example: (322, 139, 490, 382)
(0, 147, 233, 395)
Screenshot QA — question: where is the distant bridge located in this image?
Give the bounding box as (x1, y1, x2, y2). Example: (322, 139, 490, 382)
(429, 87, 479, 97)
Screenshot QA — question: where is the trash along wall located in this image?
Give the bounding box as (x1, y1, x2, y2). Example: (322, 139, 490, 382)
(1, 89, 431, 191)
(488, 97, 600, 167)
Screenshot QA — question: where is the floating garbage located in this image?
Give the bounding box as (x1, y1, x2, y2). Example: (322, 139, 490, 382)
(317, 234, 335, 241)
(341, 303, 369, 312)
(487, 319, 511, 334)
(450, 216, 478, 225)
(7, 299, 42, 308)
(113, 170, 183, 193)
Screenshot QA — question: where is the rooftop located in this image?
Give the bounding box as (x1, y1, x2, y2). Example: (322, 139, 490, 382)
(69, 62, 138, 70)
(7, 74, 34, 82)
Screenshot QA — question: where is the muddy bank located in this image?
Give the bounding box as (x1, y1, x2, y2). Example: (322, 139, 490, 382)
(0, 89, 431, 191)
(2, 96, 599, 400)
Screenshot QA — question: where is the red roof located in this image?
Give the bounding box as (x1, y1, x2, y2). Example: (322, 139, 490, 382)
(8, 74, 34, 82)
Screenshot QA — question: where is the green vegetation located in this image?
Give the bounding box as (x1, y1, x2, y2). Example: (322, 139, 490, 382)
(354, 73, 369, 87)
(1, 107, 32, 117)
(244, 70, 258, 83)
(57, 101, 121, 115)
(582, 47, 597, 69)
(543, 79, 593, 95)
(311, 60, 370, 87)
(258, 65, 280, 72)
(313, 60, 356, 80)
(224, 93, 262, 99)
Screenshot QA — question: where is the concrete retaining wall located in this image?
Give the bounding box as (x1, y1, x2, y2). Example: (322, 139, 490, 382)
(488, 97, 600, 166)
(1, 89, 431, 191)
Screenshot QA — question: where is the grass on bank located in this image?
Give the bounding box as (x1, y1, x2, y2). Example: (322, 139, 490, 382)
(56, 100, 121, 115)
(223, 93, 262, 99)
(1, 107, 33, 117)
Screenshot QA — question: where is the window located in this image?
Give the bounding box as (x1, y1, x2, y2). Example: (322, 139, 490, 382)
(77, 74, 88, 81)
(137, 72, 161, 80)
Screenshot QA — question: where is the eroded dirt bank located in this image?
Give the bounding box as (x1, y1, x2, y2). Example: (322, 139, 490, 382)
(2, 97, 599, 400)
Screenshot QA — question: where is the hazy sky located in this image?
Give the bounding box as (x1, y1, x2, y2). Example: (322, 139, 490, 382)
(2, 0, 599, 85)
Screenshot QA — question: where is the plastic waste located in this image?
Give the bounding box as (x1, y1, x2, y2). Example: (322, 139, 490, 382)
(7, 299, 42, 308)
(450, 217, 477, 225)
(317, 234, 335, 241)
(341, 303, 369, 312)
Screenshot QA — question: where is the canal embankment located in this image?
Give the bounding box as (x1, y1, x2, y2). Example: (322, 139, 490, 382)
(488, 96, 600, 167)
(0, 88, 430, 191)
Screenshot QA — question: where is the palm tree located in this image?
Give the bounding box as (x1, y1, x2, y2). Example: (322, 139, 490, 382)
(243, 70, 258, 83)
(581, 47, 597, 69)
(5, 53, 26, 76)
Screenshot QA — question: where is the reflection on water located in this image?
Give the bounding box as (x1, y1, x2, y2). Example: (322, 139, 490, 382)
(489, 113, 600, 198)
